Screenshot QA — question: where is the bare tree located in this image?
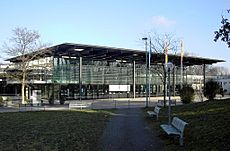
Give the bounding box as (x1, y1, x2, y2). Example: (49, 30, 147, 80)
(206, 66, 229, 76)
(147, 32, 179, 107)
(2, 27, 50, 104)
(186, 65, 203, 75)
(185, 52, 229, 76)
(184, 52, 204, 75)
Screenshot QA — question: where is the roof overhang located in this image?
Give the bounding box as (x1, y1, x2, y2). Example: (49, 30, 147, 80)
(6, 43, 225, 66)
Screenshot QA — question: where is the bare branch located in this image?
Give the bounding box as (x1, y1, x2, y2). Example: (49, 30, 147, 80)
(1, 27, 51, 104)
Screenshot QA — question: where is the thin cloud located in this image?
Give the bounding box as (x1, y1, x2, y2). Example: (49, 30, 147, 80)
(151, 16, 176, 27)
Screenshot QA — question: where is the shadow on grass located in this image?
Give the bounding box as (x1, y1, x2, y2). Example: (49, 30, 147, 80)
(0, 109, 114, 151)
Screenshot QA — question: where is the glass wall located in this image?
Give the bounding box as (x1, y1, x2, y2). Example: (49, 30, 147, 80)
(49, 56, 182, 99)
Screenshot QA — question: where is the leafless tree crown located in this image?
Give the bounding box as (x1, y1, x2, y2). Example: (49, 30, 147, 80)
(3, 27, 42, 57)
(149, 32, 179, 54)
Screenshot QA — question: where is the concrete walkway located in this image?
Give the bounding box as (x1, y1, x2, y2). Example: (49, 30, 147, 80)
(97, 108, 164, 151)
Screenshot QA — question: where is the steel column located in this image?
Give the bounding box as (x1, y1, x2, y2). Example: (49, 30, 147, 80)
(133, 60, 136, 99)
(79, 57, 82, 101)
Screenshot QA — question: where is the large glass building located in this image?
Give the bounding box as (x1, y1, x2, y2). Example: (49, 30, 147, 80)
(1, 43, 224, 100)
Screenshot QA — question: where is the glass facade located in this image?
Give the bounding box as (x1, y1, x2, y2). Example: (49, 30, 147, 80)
(49, 56, 182, 100)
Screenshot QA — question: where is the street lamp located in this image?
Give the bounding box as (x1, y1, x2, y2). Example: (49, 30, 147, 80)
(142, 37, 148, 107)
(167, 62, 173, 124)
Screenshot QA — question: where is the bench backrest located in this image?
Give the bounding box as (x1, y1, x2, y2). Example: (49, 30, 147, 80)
(154, 106, 161, 114)
(172, 117, 188, 133)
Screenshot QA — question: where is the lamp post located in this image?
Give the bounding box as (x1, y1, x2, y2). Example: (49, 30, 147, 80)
(148, 39, 151, 105)
(142, 37, 148, 107)
(167, 62, 173, 124)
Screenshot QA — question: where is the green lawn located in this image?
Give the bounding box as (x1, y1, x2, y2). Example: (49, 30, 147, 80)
(0, 110, 113, 151)
(145, 99, 230, 151)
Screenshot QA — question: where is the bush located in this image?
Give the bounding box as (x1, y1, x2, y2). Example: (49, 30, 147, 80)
(6, 96, 13, 106)
(0, 96, 4, 106)
(59, 95, 66, 105)
(204, 80, 221, 101)
(48, 95, 54, 105)
(25, 98, 31, 104)
(220, 88, 224, 97)
(180, 85, 195, 104)
(7, 96, 12, 102)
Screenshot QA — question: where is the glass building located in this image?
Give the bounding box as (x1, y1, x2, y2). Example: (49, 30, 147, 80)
(2, 43, 223, 100)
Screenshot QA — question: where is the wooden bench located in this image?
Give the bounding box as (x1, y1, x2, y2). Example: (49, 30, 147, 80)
(160, 117, 188, 146)
(147, 106, 161, 120)
(19, 103, 45, 112)
(69, 102, 91, 109)
(157, 99, 176, 107)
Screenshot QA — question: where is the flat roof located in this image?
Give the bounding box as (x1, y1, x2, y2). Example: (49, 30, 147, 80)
(7, 43, 225, 66)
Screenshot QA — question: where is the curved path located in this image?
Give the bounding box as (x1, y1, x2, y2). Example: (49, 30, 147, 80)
(97, 108, 164, 151)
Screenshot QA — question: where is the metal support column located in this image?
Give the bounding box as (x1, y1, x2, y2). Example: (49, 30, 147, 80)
(173, 66, 176, 96)
(146, 46, 148, 107)
(142, 37, 148, 107)
(148, 48, 151, 103)
(52, 56, 55, 102)
(175, 66, 178, 94)
(133, 60, 136, 99)
(203, 64, 206, 90)
(168, 67, 172, 124)
(180, 65, 183, 90)
(186, 68, 188, 84)
(79, 57, 82, 101)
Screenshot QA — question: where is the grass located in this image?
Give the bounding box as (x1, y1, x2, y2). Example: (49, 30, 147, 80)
(144, 99, 230, 151)
(0, 109, 113, 151)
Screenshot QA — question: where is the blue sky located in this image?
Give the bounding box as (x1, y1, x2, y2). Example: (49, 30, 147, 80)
(0, 0, 230, 69)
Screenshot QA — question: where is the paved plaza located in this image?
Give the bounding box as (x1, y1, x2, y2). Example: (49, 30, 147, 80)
(1, 95, 229, 112)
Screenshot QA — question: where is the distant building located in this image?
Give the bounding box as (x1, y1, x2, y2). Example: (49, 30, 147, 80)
(215, 76, 230, 95)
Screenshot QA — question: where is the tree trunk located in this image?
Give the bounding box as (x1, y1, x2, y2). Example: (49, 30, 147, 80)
(163, 70, 166, 107)
(21, 72, 26, 104)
